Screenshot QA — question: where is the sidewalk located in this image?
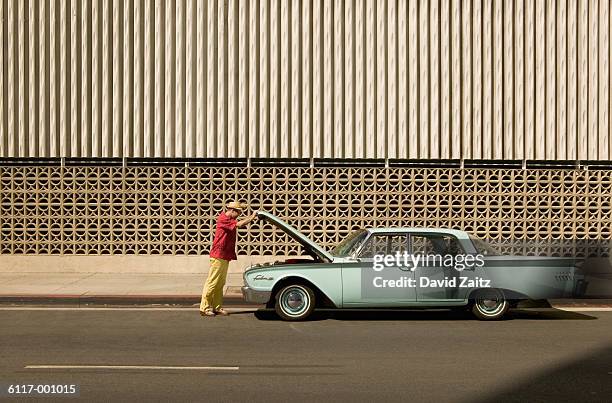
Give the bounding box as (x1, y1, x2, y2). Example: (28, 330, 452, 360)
(0, 272, 245, 306)
(1, 272, 611, 308)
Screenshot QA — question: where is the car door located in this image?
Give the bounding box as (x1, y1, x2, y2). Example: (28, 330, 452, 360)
(411, 233, 467, 302)
(342, 232, 417, 306)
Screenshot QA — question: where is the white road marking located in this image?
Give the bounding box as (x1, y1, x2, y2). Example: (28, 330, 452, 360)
(555, 307, 612, 312)
(26, 365, 239, 371)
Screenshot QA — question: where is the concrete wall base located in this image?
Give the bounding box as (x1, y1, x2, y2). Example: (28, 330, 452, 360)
(0, 255, 295, 275)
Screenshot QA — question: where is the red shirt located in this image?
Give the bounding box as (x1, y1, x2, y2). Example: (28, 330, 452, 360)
(209, 212, 238, 261)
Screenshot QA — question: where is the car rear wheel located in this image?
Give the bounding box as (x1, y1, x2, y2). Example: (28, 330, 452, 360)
(275, 284, 316, 321)
(471, 289, 509, 320)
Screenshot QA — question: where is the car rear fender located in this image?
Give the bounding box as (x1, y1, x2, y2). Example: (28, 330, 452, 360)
(467, 287, 530, 302)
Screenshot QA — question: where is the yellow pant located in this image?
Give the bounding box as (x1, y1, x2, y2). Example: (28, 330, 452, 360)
(200, 258, 229, 312)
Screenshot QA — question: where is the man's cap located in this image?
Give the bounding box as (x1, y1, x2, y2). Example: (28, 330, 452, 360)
(226, 201, 248, 211)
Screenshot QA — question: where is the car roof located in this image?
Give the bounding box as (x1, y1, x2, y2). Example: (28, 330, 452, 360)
(365, 227, 470, 238)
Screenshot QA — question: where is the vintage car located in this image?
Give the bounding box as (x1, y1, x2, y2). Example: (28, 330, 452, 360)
(242, 212, 585, 321)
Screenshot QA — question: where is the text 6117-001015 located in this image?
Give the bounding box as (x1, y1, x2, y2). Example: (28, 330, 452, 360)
(0, 383, 80, 397)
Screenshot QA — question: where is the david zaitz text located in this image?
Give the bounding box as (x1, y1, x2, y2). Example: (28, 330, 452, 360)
(372, 276, 491, 288)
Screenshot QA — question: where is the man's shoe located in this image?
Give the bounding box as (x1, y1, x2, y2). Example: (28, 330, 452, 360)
(214, 308, 230, 316)
(200, 309, 216, 317)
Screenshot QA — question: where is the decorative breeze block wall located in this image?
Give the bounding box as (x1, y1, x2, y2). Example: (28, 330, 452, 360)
(1, 166, 610, 257)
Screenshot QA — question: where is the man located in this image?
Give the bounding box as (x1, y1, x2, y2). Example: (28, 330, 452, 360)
(200, 201, 257, 317)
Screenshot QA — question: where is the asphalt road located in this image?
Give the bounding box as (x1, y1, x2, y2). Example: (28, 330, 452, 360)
(1, 307, 612, 403)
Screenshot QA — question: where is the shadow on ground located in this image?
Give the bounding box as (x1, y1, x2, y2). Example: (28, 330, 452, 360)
(253, 308, 596, 321)
(474, 343, 612, 403)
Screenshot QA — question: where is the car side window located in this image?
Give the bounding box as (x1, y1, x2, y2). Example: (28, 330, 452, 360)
(411, 234, 464, 256)
(358, 234, 409, 258)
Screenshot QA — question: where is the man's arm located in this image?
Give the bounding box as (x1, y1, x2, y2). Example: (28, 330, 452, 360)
(236, 212, 257, 228)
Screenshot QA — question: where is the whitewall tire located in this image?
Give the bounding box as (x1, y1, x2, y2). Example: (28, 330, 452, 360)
(275, 284, 316, 321)
(471, 289, 509, 320)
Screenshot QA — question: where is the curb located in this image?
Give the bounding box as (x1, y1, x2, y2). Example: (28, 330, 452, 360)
(546, 298, 612, 308)
(0, 294, 252, 307)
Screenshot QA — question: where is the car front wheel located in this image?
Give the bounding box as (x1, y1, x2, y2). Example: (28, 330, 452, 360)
(275, 284, 316, 321)
(471, 289, 509, 320)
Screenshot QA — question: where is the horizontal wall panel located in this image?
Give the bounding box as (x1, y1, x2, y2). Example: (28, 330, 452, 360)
(1, 0, 611, 160)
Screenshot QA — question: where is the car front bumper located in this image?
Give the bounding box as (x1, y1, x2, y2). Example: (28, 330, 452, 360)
(241, 286, 272, 304)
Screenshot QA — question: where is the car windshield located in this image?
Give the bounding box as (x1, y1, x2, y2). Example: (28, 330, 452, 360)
(469, 235, 501, 256)
(331, 229, 368, 257)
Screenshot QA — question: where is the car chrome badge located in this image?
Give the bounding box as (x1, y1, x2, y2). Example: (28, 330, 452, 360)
(253, 274, 273, 281)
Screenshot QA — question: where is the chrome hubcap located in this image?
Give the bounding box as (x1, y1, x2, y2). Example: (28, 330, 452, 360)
(476, 291, 505, 316)
(280, 286, 309, 316)
(481, 299, 499, 309)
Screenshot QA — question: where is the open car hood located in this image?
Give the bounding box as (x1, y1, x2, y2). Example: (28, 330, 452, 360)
(256, 211, 333, 263)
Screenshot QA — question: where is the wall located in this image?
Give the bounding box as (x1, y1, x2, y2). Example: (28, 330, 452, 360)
(1, 0, 611, 160)
(1, 165, 610, 258)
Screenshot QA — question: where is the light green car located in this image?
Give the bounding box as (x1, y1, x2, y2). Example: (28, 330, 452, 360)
(242, 212, 585, 321)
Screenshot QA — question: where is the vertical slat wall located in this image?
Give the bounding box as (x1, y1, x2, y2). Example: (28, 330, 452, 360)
(1, 0, 611, 160)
